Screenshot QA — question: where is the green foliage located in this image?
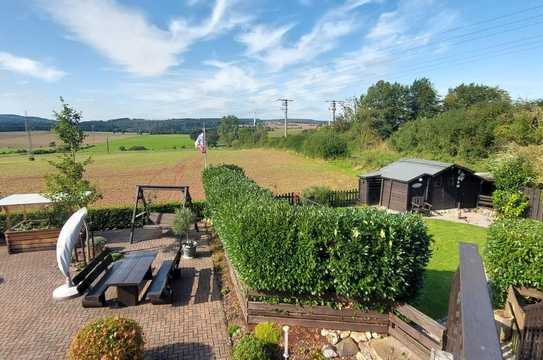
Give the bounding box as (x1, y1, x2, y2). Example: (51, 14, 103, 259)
(359, 80, 411, 138)
(390, 102, 509, 161)
(203, 165, 431, 309)
(67, 316, 144, 360)
(233, 334, 271, 360)
(254, 322, 281, 345)
(302, 129, 349, 159)
(444, 83, 511, 110)
(127, 145, 148, 151)
(172, 207, 195, 237)
(301, 186, 333, 206)
(495, 104, 543, 146)
(491, 154, 535, 192)
(409, 77, 441, 119)
(228, 324, 241, 337)
(492, 190, 529, 218)
(491, 155, 535, 217)
(46, 98, 100, 211)
(485, 218, 543, 304)
(237, 126, 268, 147)
(218, 115, 240, 146)
(0, 201, 207, 235)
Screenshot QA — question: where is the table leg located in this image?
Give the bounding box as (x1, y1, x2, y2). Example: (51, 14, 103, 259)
(117, 285, 139, 306)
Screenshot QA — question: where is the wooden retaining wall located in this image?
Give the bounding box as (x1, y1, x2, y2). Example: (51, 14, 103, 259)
(5, 228, 60, 253)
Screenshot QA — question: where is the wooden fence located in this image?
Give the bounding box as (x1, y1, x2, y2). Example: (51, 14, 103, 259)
(445, 243, 503, 359)
(506, 287, 543, 360)
(524, 186, 543, 221)
(274, 189, 359, 207)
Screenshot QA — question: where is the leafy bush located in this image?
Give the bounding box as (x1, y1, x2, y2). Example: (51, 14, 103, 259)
(301, 186, 333, 206)
(203, 165, 431, 309)
(302, 129, 349, 159)
(233, 334, 271, 360)
(119, 145, 127, 151)
(492, 190, 529, 218)
(228, 324, 241, 337)
(254, 322, 281, 345)
(67, 316, 144, 360)
(485, 218, 543, 304)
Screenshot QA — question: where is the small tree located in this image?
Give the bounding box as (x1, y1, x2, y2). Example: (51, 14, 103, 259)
(45, 98, 100, 212)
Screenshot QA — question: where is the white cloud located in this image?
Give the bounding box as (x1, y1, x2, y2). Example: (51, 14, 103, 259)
(41, 0, 241, 76)
(238, 0, 375, 70)
(0, 52, 65, 81)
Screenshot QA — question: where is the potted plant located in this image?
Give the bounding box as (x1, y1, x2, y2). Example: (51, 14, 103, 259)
(173, 207, 197, 258)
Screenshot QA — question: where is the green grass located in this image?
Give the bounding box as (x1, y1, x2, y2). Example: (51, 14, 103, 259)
(414, 219, 488, 319)
(84, 134, 193, 153)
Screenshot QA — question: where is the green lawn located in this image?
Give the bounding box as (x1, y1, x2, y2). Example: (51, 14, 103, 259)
(414, 219, 488, 319)
(84, 134, 193, 153)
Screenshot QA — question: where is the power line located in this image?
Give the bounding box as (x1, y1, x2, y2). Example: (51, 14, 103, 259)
(276, 99, 293, 137)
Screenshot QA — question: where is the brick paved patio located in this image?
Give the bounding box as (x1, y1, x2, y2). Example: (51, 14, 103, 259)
(0, 226, 230, 359)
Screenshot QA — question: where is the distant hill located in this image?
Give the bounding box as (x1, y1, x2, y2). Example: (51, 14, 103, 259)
(0, 114, 56, 132)
(0, 114, 323, 133)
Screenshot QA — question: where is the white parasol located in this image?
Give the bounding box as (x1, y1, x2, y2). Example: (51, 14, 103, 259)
(52, 208, 88, 300)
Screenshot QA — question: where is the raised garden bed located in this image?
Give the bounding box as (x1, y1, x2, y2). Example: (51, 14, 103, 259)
(5, 220, 60, 254)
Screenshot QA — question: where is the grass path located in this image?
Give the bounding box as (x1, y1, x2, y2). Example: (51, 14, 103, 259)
(414, 219, 488, 319)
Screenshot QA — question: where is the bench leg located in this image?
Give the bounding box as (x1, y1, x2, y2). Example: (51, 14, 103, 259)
(117, 286, 139, 306)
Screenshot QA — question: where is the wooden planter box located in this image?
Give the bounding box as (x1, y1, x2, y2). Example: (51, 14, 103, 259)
(5, 227, 60, 254)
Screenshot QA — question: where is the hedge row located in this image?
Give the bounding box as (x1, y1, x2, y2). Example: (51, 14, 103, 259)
(485, 217, 543, 304)
(203, 165, 432, 309)
(0, 201, 207, 235)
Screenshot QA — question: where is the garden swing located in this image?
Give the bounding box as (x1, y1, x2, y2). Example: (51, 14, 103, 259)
(129, 185, 194, 244)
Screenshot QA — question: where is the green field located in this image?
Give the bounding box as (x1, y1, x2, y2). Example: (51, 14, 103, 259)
(415, 219, 488, 319)
(84, 134, 194, 153)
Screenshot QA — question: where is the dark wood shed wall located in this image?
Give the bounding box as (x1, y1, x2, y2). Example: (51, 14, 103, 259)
(359, 177, 382, 205)
(428, 167, 481, 210)
(380, 179, 409, 211)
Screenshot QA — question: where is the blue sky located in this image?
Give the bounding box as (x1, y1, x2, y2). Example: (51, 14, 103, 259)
(0, 0, 542, 120)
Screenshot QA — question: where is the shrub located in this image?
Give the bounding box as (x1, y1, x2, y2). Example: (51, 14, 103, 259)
(172, 207, 195, 237)
(301, 186, 333, 206)
(119, 145, 127, 151)
(228, 324, 241, 337)
(67, 316, 144, 360)
(485, 218, 543, 304)
(254, 322, 281, 345)
(233, 334, 271, 360)
(302, 129, 349, 159)
(492, 190, 529, 218)
(203, 165, 431, 309)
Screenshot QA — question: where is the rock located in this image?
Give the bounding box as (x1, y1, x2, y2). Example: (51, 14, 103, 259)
(365, 331, 373, 340)
(326, 332, 340, 345)
(336, 338, 359, 357)
(356, 344, 374, 360)
(339, 330, 351, 339)
(321, 329, 330, 337)
(371, 332, 381, 339)
(351, 332, 368, 343)
(322, 345, 338, 358)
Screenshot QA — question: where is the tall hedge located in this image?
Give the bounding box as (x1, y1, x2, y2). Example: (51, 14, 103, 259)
(485, 218, 543, 304)
(203, 165, 431, 309)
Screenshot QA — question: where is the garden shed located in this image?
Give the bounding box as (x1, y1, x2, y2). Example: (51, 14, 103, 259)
(359, 158, 488, 211)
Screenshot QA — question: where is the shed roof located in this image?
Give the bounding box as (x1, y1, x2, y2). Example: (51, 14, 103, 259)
(360, 158, 454, 182)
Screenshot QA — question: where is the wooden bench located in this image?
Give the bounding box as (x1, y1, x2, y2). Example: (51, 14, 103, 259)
(82, 263, 117, 307)
(73, 248, 112, 293)
(411, 196, 432, 215)
(146, 249, 182, 304)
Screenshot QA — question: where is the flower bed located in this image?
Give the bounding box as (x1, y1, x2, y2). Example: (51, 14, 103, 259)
(5, 220, 60, 253)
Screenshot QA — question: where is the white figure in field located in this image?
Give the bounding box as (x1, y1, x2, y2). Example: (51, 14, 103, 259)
(52, 207, 88, 300)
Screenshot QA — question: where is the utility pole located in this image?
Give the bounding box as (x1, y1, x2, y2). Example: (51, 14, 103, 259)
(24, 111, 33, 157)
(276, 99, 293, 137)
(326, 100, 344, 125)
(253, 111, 256, 127)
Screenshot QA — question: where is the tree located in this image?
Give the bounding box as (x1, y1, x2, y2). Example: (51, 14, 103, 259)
(444, 83, 511, 110)
(45, 98, 100, 212)
(359, 80, 411, 138)
(409, 78, 440, 119)
(218, 115, 240, 146)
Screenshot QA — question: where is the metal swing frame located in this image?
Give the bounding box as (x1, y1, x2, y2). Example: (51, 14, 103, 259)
(129, 185, 192, 244)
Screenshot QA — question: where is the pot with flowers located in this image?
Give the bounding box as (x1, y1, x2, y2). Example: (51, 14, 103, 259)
(173, 207, 197, 259)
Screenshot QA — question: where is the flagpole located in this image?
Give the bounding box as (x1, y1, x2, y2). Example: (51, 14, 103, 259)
(203, 120, 207, 169)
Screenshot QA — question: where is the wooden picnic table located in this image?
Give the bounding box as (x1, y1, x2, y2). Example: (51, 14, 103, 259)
(108, 250, 157, 306)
